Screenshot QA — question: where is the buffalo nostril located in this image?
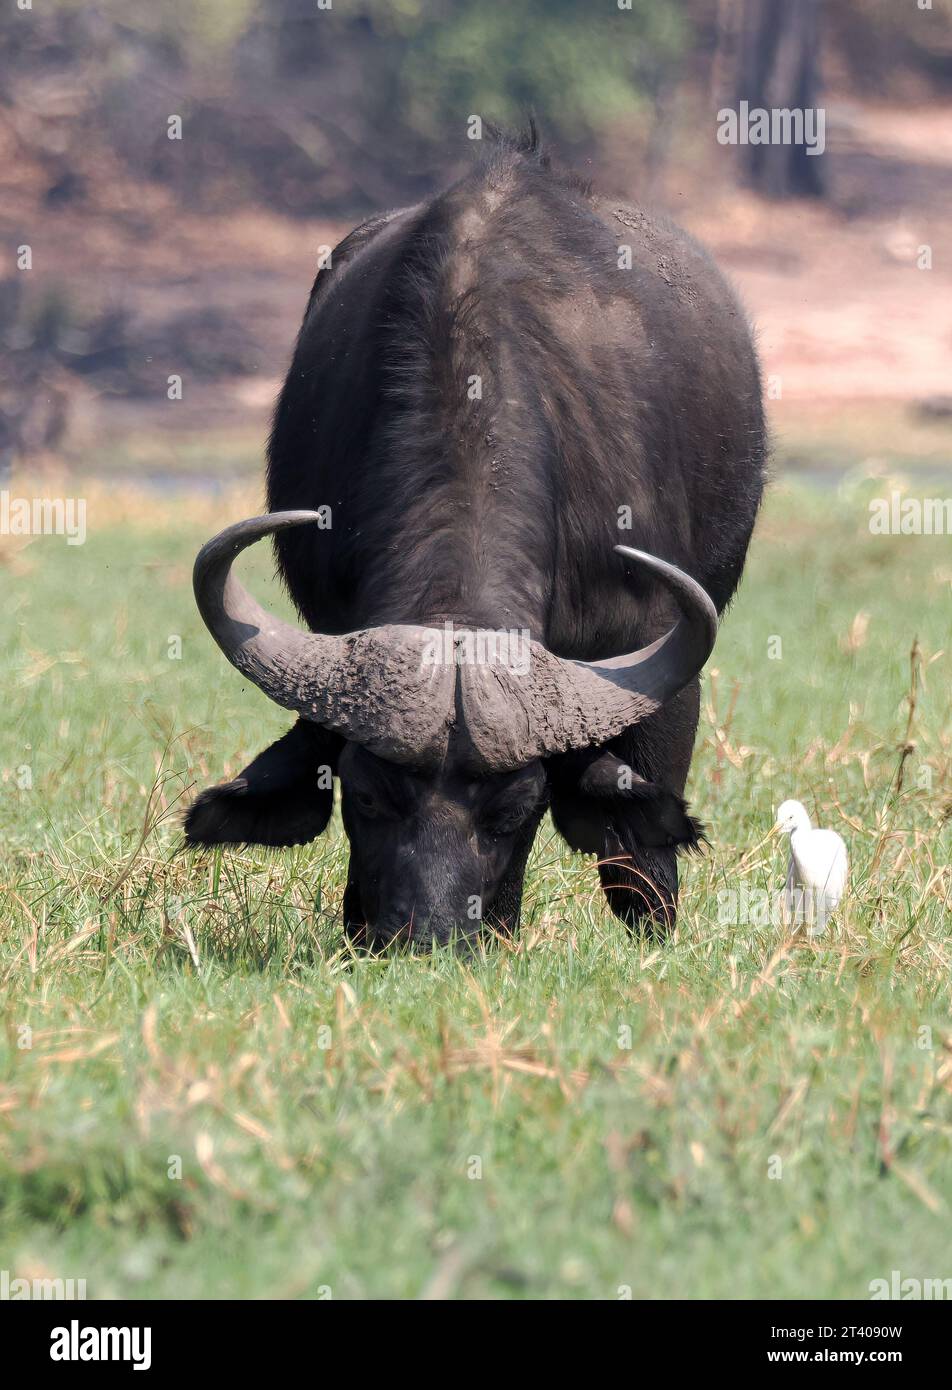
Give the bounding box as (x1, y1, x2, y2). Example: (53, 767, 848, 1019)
(364, 919, 416, 950)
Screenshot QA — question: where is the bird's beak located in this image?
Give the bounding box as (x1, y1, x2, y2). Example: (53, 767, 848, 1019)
(737, 822, 782, 869)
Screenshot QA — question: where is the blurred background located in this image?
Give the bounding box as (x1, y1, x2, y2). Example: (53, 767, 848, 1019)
(2, 0, 951, 487)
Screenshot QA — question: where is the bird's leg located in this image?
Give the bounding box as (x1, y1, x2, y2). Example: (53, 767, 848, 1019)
(780, 856, 796, 928)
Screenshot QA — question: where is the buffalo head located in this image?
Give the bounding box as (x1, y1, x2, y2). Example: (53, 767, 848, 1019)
(184, 513, 716, 948)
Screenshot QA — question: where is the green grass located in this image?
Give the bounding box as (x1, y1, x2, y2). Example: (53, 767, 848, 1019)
(1, 477, 949, 1300)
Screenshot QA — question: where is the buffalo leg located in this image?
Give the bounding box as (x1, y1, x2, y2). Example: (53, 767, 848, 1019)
(598, 680, 700, 937)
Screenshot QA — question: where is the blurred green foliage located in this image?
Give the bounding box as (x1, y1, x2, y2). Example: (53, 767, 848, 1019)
(28, 0, 687, 142)
(49, 0, 257, 54)
(359, 0, 687, 140)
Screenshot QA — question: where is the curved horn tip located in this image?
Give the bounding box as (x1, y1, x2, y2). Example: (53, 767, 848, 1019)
(222, 509, 327, 542)
(613, 543, 696, 578)
(193, 510, 326, 575)
(613, 545, 718, 626)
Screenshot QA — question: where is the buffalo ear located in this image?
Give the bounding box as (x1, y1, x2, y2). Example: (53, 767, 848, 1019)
(185, 721, 340, 849)
(550, 749, 705, 854)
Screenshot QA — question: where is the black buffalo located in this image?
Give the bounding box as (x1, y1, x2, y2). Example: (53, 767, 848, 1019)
(185, 130, 765, 948)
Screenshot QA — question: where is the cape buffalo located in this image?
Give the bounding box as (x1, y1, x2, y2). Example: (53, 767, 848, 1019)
(186, 129, 765, 948)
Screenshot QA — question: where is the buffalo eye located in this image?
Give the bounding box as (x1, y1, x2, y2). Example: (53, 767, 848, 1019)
(351, 786, 380, 818)
(479, 776, 545, 837)
(480, 803, 526, 836)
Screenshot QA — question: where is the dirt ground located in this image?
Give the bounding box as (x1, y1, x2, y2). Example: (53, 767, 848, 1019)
(5, 97, 952, 478)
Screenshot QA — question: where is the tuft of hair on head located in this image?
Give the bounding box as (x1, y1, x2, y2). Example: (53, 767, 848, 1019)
(481, 116, 548, 166)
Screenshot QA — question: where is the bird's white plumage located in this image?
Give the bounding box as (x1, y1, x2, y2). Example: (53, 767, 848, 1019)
(775, 799, 848, 932)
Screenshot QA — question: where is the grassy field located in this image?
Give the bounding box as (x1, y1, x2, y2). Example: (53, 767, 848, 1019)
(0, 475, 949, 1300)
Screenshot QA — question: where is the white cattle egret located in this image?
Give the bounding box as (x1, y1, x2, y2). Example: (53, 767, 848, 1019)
(774, 799, 848, 934)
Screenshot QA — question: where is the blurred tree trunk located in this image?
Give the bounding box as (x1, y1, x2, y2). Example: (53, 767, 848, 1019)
(734, 0, 825, 198)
